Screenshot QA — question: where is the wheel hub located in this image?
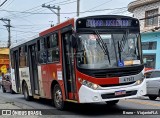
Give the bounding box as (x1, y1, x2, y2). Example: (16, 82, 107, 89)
(55, 90, 62, 106)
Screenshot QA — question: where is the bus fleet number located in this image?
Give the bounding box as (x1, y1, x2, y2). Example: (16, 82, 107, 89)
(123, 77, 135, 82)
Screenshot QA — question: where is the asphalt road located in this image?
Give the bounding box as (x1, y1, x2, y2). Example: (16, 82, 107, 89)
(0, 89, 160, 118)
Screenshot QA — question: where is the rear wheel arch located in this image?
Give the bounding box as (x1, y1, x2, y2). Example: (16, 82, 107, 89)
(51, 80, 59, 99)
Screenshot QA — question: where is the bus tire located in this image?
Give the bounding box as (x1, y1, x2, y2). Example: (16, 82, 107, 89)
(158, 90, 160, 97)
(148, 95, 157, 100)
(106, 100, 119, 105)
(2, 86, 6, 93)
(53, 84, 65, 110)
(23, 83, 32, 101)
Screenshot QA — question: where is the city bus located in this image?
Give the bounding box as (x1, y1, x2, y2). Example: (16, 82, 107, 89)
(10, 15, 146, 110)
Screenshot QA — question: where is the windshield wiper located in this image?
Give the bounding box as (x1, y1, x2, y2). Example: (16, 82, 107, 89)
(118, 41, 122, 62)
(94, 30, 111, 64)
(119, 31, 129, 52)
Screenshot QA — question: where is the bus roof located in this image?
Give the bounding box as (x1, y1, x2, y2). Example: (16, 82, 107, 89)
(39, 18, 75, 37)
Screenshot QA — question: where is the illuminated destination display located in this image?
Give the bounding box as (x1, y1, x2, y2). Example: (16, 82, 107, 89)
(86, 19, 131, 27)
(76, 17, 139, 29)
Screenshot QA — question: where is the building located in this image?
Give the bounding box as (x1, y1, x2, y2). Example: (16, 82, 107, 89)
(128, 0, 160, 69)
(0, 48, 9, 75)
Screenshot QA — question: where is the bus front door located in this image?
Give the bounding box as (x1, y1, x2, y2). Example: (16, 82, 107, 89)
(62, 31, 77, 101)
(28, 44, 40, 95)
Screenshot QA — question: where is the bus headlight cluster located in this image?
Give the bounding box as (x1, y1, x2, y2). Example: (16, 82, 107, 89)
(136, 77, 144, 85)
(78, 78, 99, 90)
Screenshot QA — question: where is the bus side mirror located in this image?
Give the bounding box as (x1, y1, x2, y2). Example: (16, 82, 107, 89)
(71, 35, 77, 48)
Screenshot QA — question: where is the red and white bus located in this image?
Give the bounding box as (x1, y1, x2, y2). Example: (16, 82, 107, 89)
(10, 15, 146, 110)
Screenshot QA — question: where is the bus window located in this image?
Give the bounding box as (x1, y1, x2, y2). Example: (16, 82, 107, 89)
(50, 33, 58, 48)
(47, 33, 59, 63)
(46, 36, 50, 49)
(48, 49, 59, 62)
(38, 50, 47, 64)
(19, 46, 27, 67)
(37, 40, 40, 51)
(40, 38, 45, 50)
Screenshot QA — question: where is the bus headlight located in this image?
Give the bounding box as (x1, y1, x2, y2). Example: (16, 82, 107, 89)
(136, 78, 144, 85)
(78, 78, 99, 90)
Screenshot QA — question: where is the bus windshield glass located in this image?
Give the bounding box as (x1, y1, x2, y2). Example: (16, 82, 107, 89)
(77, 32, 141, 69)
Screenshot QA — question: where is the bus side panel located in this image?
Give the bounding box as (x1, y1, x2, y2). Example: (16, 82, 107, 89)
(11, 68, 17, 93)
(41, 65, 50, 98)
(48, 64, 65, 99)
(19, 67, 32, 96)
(47, 64, 59, 99)
(37, 65, 45, 97)
(40, 63, 65, 99)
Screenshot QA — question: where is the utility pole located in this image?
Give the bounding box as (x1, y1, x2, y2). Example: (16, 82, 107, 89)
(42, 4, 60, 24)
(0, 0, 7, 7)
(77, 0, 80, 17)
(0, 18, 11, 48)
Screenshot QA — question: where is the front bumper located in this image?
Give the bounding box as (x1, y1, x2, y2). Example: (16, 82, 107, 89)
(78, 79, 146, 103)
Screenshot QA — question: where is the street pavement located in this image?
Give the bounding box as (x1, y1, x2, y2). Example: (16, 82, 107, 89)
(0, 88, 160, 118)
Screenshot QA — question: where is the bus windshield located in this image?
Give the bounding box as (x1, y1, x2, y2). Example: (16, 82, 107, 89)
(77, 32, 141, 69)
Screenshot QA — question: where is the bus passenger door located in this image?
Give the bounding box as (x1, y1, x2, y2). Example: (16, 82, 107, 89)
(62, 31, 77, 100)
(13, 50, 20, 92)
(28, 44, 40, 95)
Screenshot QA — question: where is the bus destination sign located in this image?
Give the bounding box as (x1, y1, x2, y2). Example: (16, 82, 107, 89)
(86, 19, 131, 28)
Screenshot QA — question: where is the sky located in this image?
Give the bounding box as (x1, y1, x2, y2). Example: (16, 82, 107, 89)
(0, 0, 134, 47)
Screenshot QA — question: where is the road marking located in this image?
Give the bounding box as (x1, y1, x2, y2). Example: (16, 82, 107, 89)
(123, 99, 160, 107)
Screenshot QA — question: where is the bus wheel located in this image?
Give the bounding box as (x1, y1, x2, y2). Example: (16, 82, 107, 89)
(2, 86, 6, 93)
(148, 96, 157, 100)
(106, 100, 119, 105)
(53, 84, 65, 110)
(23, 83, 31, 101)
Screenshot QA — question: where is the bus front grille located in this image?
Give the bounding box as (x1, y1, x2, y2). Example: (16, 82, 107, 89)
(93, 69, 141, 78)
(100, 81, 135, 87)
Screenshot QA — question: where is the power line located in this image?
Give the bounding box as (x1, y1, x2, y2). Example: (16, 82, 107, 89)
(3, 0, 68, 19)
(2, 0, 57, 19)
(3, 0, 14, 9)
(42, 4, 61, 24)
(1, 0, 128, 21)
(0, 7, 127, 15)
(0, 27, 39, 33)
(50, 0, 76, 6)
(0, 0, 7, 7)
(13, 24, 49, 26)
(85, 0, 113, 12)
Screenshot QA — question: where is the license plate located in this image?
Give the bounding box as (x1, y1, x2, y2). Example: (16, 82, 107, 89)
(115, 90, 126, 96)
(123, 76, 135, 82)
